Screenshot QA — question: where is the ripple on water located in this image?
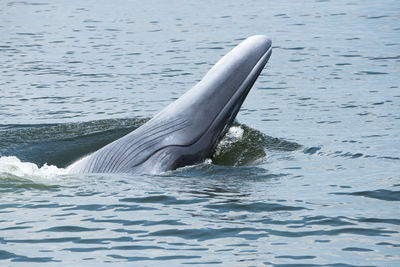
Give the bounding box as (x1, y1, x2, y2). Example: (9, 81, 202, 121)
(0, 250, 58, 263)
(331, 189, 400, 201)
(204, 202, 307, 213)
(1, 0, 399, 265)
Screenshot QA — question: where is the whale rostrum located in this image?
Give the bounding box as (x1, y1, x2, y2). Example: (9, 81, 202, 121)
(68, 35, 272, 174)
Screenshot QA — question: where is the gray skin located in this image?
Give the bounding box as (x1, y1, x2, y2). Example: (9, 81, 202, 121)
(68, 35, 272, 174)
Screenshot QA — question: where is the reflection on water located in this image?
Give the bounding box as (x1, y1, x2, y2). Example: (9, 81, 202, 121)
(1, 0, 399, 265)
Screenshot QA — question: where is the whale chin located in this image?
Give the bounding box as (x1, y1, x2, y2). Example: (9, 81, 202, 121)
(68, 35, 272, 174)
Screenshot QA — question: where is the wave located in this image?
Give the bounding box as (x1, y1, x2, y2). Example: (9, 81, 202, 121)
(0, 118, 147, 168)
(0, 118, 302, 180)
(0, 156, 67, 181)
(212, 123, 301, 166)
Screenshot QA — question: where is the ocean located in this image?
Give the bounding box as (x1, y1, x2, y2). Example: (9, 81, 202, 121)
(0, 0, 399, 265)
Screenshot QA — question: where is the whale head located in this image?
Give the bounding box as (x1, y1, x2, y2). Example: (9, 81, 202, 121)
(68, 35, 272, 174)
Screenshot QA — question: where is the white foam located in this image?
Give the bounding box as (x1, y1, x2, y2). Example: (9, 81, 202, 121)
(226, 126, 244, 139)
(0, 156, 68, 180)
(213, 126, 245, 158)
(218, 126, 244, 147)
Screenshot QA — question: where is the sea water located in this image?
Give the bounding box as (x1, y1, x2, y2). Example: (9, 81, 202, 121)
(0, 0, 399, 265)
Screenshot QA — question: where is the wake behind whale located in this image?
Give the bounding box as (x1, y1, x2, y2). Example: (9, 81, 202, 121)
(68, 35, 272, 174)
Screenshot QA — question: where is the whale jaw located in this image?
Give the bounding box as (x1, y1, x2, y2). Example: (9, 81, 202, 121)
(68, 35, 272, 174)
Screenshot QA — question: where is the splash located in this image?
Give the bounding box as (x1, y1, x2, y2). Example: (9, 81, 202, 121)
(212, 123, 301, 166)
(0, 156, 67, 180)
(225, 126, 244, 139)
(0, 119, 302, 177)
(0, 118, 146, 168)
(213, 124, 267, 166)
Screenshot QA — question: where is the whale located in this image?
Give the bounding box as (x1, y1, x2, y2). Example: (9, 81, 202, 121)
(68, 35, 272, 174)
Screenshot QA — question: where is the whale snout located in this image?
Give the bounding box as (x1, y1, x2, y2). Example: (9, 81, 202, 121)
(68, 35, 272, 174)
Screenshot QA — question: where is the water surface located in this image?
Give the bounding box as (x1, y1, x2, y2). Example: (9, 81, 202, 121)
(0, 0, 399, 266)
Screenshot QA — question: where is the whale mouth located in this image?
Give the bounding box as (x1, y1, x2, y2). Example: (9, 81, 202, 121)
(214, 45, 272, 132)
(158, 37, 272, 170)
(67, 35, 272, 174)
(125, 37, 273, 171)
(196, 41, 272, 158)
